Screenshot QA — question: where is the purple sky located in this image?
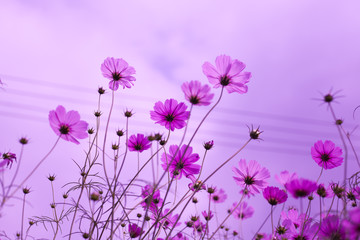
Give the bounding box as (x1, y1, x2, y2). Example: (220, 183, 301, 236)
(1, 1, 359, 239)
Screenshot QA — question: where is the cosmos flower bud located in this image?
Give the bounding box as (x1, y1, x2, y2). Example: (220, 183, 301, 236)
(98, 87, 105, 95)
(19, 137, 29, 145)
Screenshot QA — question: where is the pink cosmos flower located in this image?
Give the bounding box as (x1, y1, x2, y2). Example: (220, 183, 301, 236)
(161, 145, 200, 179)
(150, 99, 190, 131)
(128, 133, 151, 153)
(275, 170, 298, 186)
(311, 140, 343, 169)
(0, 152, 16, 170)
(232, 159, 270, 194)
(285, 178, 317, 199)
(211, 188, 227, 204)
(262, 186, 288, 206)
(181, 80, 214, 106)
(202, 55, 251, 94)
(318, 215, 346, 240)
(231, 201, 254, 220)
(101, 57, 136, 91)
(49, 105, 88, 144)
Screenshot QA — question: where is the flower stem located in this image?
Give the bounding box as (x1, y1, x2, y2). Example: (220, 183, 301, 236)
(8, 137, 60, 202)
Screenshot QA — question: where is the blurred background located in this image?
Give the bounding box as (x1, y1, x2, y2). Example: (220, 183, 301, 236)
(0, 0, 359, 239)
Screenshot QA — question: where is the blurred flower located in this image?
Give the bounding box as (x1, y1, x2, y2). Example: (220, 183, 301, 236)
(262, 186, 288, 206)
(0, 152, 16, 170)
(285, 178, 317, 199)
(101, 57, 136, 91)
(128, 134, 151, 153)
(150, 99, 190, 131)
(128, 223, 142, 238)
(281, 208, 301, 229)
(231, 201, 254, 220)
(181, 80, 214, 106)
(211, 188, 227, 204)
(275, 170, 298, 186)
(232, 159, 270, 194)
(161, 145, 200, 179)
(49, 105, 88, 144)
(202, 55, 251, 94)
(343, 207, 360, 239)
(318, 215, 346, 240)
(311, 140, 343, 169)
(160, 209, 181, 229)
(141, 185, 162, 213)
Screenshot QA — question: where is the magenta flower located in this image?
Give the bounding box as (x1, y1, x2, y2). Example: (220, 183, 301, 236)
(343, 207, 360, 239)
(181, 80, 214, 106)
(128, 133, 151, 152)
(150, 99, 190, 131)
(128, 223, 142, 238)
(232, 159, 270, 194)
(263, 186, 288, 206)
(318, 215, 346, 240)
(0, 152, 16, 170)
(101, 57, 136, 91)
(231, 201, 254, 220)
(285, 178, 317, 199)
(211, 188, 227, 204)
(161, 145, 200, 179)
(202, 55, 251, 94)
(311, 140, 343, 169)
(49, 105, 88, 144)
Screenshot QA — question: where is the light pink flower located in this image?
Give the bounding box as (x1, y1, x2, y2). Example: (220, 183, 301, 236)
(311, 140, 343, 169)
(101, 57, 136, 91)
(232, 159, 270, 194)
(181, 80, 214, 106)
(49, 105, 88, 144)
(202, 55, 251, 94)
(275, 170, 298, 186)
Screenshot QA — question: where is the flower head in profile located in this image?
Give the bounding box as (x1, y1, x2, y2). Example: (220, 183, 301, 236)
(128, 223, 142, 238)
(211, 188, 227, 204)
(316, 183, 334, 198)
(311, 140, 343, 169)
(202, 55, 251, 94)
(232, 159, 270, 194)
(263, 186, 288, 206)
(285, 178, 317, 199)
(49, 105, 88, 144)
(231, 201, 254, 220)
(128, 134, 151, 153)
(150, 99, 190, 131)
(101, 57, 136, 91)
(202, 210, 213, 221)
(181, 80, 214, 106)
(161, 145, 200, 179)
(0, 152, 16, 170)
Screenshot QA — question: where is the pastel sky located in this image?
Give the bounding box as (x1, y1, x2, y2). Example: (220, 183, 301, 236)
(1, 1, 359, 238)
